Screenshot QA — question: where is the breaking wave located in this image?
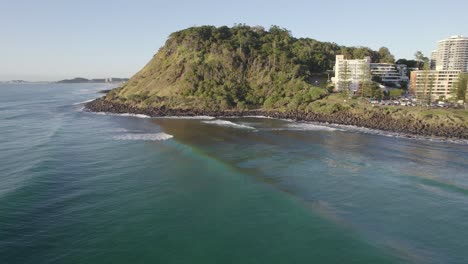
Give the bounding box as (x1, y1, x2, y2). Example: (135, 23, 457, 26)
(72, 99, 95, 105)
(202, 120, 256, 129)
(226, 115, 294, 122)
(256, 120, 468, 144)
(156, 116, 215, 120)
(262, 122, 341, 132)
(94, 112, 151, 119)
(328, 124, 468, 145)
(285, 123, 341, 131)
(113, 133, 173, 141)
(244, 115, 294, 122)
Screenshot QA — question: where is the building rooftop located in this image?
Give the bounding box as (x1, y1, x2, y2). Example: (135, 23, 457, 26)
(438, 35, 468, 42)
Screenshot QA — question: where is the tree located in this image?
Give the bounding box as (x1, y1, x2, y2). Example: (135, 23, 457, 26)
(372, 86, 383, 100)
(372, 75, 382, 83)
(399, 81, 408, 90)
(338, 60, 351, 96)
(396, 59, 418, 68)
(421, 63, 434, 105)
(378, 47, 395, 63)
(414, 51, 428, 70)
(427, 74, 434, 105)
(452, 73, 468, 102)
(358, 63, 372, 98)
(353, 47, 372, 60)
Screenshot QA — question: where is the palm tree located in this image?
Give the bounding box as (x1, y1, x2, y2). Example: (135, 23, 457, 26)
(414, 51, 428, 70)
(414, 51, 423, 69)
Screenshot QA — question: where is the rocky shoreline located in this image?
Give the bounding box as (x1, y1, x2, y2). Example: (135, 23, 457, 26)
(85, 98, 468, 139)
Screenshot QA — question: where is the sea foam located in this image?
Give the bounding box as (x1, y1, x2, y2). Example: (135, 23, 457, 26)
(226, 115, 294, 122)
(73, 99, 95, 105)
(94, 112, 151, 118)
(117, 113, 151, 118)
(263, 122, 340, 132)
(328, 124, 468, 145)
(202, 120, 256, 129)
(113, 133, 173, 141)
(156, 116, 215, 120)
(285, 123, 340, 131)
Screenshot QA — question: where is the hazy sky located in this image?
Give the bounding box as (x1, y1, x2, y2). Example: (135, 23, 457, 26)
(1, 0, 467, 81)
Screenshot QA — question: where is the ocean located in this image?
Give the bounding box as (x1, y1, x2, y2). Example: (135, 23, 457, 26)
(1, 83, 467, 263)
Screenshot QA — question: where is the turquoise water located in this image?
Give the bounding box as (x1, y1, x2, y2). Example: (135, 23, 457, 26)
(1, 84, 467, 263)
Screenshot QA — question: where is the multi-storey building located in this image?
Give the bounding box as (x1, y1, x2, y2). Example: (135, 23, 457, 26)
(370, 63, 409, 86)
(396, 64, 409, 80)
(435, 35, 468, 72)
(410, 70, 461, 100)
(409, 35, 467, 102)
(332, 55, 371, 92)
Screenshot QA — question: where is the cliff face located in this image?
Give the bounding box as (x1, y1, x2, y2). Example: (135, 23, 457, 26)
(105, 25, 381, 111)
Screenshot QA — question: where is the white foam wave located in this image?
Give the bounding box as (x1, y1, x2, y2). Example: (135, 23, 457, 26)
(156, 116, 215, 120)
(73, 99, 95, 105)
(113, 133, 173, 141)
(225, 115, 294, 122)
(286, 123, 340, 131)
(118, 113, 151, 118)
(260, 120, 467, 145)
(264, 122, 340, 132)
(271, 121, 468, 144)
(327, 123, 468, 145)
(244, 115, 294, 122)
(94, 112, 151, 119)
(202, 120, 256, 129)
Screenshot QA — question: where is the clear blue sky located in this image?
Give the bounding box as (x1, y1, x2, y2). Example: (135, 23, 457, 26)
(1, 0, 467, 81)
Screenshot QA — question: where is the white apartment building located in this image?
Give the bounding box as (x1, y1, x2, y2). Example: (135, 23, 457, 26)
(332, 55, 371, 92)
(435, 35, 468, 72)
(370, 63, 409, 86)
(410, 70, 461, 100)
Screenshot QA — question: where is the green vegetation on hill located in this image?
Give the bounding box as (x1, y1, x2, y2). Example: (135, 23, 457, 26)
(108, 25, 393, 111)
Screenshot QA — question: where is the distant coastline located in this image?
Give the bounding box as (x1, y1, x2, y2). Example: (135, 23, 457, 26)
(0, 80, 52, 84)
(0, 77, 129, 84)
(56, 77, 129, 84)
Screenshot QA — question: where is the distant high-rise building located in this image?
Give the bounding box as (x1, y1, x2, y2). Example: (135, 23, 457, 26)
(409, 35, 468, 102)
(435, 35, 468, 72)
